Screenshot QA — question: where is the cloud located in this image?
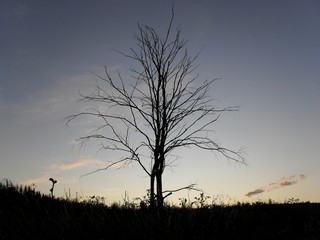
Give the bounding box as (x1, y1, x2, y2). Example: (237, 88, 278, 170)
(8, 71, 97, 125)
(266, 174, 306, 192)
(21, 172, 50, 186)
(245, 173, 306, 198)
(245, 188, 265, 198)
(299, 174, 306, 180)
(280, 181, 297, 186)
(21, 157, 106, 186)
(51, 158, 104, 171)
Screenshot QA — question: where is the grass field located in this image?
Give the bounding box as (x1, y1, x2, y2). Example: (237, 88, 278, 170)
(0, 179, 319, 239)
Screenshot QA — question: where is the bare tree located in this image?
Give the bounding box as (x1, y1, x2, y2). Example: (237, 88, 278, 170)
(66, 9, 246, 211)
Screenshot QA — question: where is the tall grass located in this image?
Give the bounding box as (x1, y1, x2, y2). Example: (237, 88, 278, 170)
(0, 179, 319, 239)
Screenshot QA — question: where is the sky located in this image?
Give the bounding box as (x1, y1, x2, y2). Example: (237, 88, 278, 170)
(0, 0, 319, 205)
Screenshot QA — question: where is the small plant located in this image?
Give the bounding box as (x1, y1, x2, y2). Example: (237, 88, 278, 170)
(49, 178, 57, 198)
(83, 195, 105, 205)
(286, 197, 300, 204)
(192, 192, 211, 208)
(178, 197, 188, 208)
(122, 191, 137, 208)
(134, 189, 152, 209)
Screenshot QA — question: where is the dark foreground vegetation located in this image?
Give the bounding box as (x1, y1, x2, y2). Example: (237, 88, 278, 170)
(0, 180, 319, 240)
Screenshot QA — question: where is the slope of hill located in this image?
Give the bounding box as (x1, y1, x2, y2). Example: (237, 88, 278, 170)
(0, 180, 319, 239)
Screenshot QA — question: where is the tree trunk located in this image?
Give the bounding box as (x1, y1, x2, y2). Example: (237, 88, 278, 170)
(150, 173, 156, 210)
(156, 172, 163, 210)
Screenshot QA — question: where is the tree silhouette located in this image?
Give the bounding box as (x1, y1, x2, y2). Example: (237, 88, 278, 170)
(66, 9, 246, 211)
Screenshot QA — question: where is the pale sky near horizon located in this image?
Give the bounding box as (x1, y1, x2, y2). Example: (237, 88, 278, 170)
(1, 0, 319, 204)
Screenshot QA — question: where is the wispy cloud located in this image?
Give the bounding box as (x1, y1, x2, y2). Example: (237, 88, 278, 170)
(9, 71, 97, 124)
(22, 172, 51, 185)
(21, 157, 106, 186)
(245, 174, 306, 198)
(266, 174, 306, 192)
(51, 158, 104, 171)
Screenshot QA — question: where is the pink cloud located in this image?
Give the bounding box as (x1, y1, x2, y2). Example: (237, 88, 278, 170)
(51, 158, 104, 171)
(245, 173, 306, 198)
(21, 172, 50, 185)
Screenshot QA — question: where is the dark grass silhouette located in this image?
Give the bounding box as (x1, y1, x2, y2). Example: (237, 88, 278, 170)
(1, 179, 319, 239)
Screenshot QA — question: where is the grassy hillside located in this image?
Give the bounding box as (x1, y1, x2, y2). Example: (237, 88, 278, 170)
(0, 180, 319, 239)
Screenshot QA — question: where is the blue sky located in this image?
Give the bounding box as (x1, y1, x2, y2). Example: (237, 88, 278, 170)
(0, 0, 319, 204)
